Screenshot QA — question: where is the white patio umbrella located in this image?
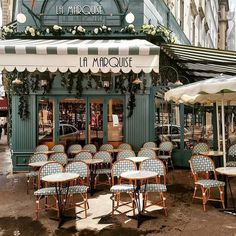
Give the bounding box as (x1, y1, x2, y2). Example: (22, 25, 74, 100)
(164, 74, 236, 167)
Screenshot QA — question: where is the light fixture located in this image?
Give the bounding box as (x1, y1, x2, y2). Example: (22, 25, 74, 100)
(125, 12, 135, 24)
(174, 80, 183, 86)
(103, 80, 110, 88)
(16, 13, 26, 23)
(132, 74, 142, 85)
(12, 78, 23, 85)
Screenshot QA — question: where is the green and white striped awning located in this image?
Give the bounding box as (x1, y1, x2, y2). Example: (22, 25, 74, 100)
(0, 39, 160, 73)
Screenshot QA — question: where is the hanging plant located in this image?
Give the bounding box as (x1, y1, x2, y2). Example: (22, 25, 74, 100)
(75, 73, 84, 97)
(115, 75, 127, 94)
(61, 72, 74, 93)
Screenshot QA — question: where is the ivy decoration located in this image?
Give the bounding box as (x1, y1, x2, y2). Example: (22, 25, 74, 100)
(92, 75, 103, 89)
(76, 73, 84, 97)
(86, 74, 93, 89)
(61, 72, 74, 93)
(18, 95, 29, 119)
(142, 77, 147, 94)
(30, 73, 40, 92)
(115, 75, 127, 94)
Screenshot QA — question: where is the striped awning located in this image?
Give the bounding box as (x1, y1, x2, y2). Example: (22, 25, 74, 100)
(161, 44, 236, 79)
(0, 39, 160, 73)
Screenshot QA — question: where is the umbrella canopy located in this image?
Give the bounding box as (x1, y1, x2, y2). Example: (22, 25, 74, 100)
(164, 75, 236, 167)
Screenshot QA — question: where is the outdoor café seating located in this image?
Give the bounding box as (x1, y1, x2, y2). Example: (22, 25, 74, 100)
(118, 143, 133, 150)
(192, 142, 209, 155)
(110, 159, 136, 216)
(34, 162, 64, 219)
(142, 142, 157, 149)
(67, 144, 82, 159)
(189, 155, 225, 211)
(226, 143, 236, 167)
(140, 158, 167, 216)
(51, 144, 65, 153)
(26, 153, 48, 194)
(158, 141, 174, 172)
(83, 144, 97, 154)
(137, 149, 156, 159)
(49, 152, 68, 166)
(64, 161, 89, 218)
(99, 144, 114, 151)
(117, 150, 136, 160)
(35, 144, 49, 153)
(74, 151, 93, 161)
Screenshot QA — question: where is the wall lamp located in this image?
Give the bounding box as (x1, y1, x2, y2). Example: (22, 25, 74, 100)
(125, 12, 135, 24)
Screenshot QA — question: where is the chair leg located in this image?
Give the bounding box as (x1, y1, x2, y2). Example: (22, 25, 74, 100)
(219, 187, 225, 209)
(27, 178, 30, 194)
(193, 185, 197, 200)
(201, 187, 207, 211)
(35, 197, 40, 220)
(161, 192, 168, 216)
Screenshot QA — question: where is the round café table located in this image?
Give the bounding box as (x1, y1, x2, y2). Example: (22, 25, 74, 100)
(83, 159, 103, 196)
(216, 167, 236, 215)
(28, 161, 53, 168)
(42, 172, 79, 228)
(121, 170, 157, 228)
(126, 156, 150, 169)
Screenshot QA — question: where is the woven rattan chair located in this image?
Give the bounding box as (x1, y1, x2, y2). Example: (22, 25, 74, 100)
(49, 152, 68, 166)
(117, 150, 136, 160)
(64, 161, 89, 218)
(74, 151, 93, 161)
(189, 155, 225, 211)
(226, 144, 236, 167)
(51, 144, 65, 152)
(118, 143, 132, 150)
(99, 144, 114, 151)
(26, 153, 48, 194)
(140, 158, 167, 216)
(192, 142, 209, 155)
(142, 142, 157, 149)
(67, 144, 82, 159)
(158, 141, 174, 172)
(83, 144, 97, 154)
(35, 144, 49, 153)
(110, 159, 136, 216)
(34, 162, 64, 219)
(137, 149, 156, 158)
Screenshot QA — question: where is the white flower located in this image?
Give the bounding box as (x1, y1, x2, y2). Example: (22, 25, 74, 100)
(151, 30, 156, 35)
(108, 27, 111, 31)
(9, 29, 13, 33)
(46, 28, 50, 34)
(4, 27, 9, 32)
(26, 26, 30, 31)
(53, 25, 59, 30)
(128, 24, 134, 29)
(3, 26, 7, 30)
(72, 30, 76, 35)
(94, 28, 99, 34)
(37, 31, 40, 36)
(31, 32, 35, 37)
(77, 26, 83, 32)
(29, 27, 35, 33)
(102, 25, 107, 30)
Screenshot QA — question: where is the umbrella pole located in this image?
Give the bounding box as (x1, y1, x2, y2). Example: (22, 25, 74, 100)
(221, 98, 226, 167)
(216, 103, 220, 151)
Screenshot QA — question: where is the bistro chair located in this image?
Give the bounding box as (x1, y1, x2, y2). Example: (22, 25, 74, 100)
(67, 144, 82, 159)
(189, 155, 225, 211)
(158, 141, 174, 172)
(99, 144, 114, 151)
(74, 151, 93, 161)
(49, 152, 68, 166)
(34, 162, 64, 220)
(118, 143, 133, 150)
(64, 161, 89, 218)
(137, 149, 156, 159)
(93, 151, 112, 188)
(226, 144, 236, 167)
(117, 150, 136, 160)
(83, 144, 97, 154)
(51, 144, 65, 153)
(26, 153, 48, 194)
(110, 159, 136, 216)
(142, 142, 157, 149)
(140, 158, 167, 216)
(192, 142, 209, 155)
(35, 144, 49, 153)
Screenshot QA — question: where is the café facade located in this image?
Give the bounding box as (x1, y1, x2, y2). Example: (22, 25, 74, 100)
(0, 0, 190, 171)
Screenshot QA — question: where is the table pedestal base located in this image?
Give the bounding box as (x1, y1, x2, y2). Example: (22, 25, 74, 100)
(50, 214, 76, 228)
(220, 208, 236, 216)
(128, 213, 157, 228)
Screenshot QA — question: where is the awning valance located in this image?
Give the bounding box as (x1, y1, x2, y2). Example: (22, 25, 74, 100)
(0, 39, 160, 73)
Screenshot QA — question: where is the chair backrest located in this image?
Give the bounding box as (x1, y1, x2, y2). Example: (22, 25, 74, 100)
(35, 144, 49, 153)
(49, 152, 68, 165)
(67, 144, 82, 154)
(143, 142, 157, 149)
(192, 142, 209, 154)
(93, 151, 112, 163)
(137, 149, 156, 158)
(29, 153, 48, 163)
(140, 158, 166, 177)
(118, 143, 132, 150)
(228, 144, 236, 157)
(111, 159, 136, 179)
(99, 144, 114, 151)
(51, 144, 65, 152)
(38, 162, 64, 180)
(83, 144, 97, 153)
(74, 151, 93, 161)
(65, 161, 89, 179)
(189, 155, 215, 174)
(159, 141, 173, 152)
(117, 150, 136, 160)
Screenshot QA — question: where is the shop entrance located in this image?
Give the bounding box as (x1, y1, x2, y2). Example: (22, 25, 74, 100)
(38, 96, 124, 150)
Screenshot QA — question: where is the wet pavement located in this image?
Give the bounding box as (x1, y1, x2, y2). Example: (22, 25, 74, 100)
(0, 136, 236, 235)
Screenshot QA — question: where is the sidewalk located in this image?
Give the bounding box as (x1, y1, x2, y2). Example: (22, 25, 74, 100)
(0, 141, 236, 235)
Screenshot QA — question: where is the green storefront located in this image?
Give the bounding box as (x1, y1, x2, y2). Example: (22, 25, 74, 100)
(1, 0, 191, 171)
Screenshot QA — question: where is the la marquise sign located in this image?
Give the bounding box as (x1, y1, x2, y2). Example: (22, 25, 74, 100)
(56, 4, 102, 15)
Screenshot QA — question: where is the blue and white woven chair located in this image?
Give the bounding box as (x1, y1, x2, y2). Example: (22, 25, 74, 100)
(192, 142, 209, 155)
(94, 151, 112, 188)
(83, 144, 97, 154)
(49, 152, 68, 166)
(118, 143, 132, 150)
(51, 144, 65, 153)
(99, 144, 114, 151)
(65, 161, 89, 218)
(140, 158, 167, 216)
(189, 155, 225, 211)
(226, 144, 236, 167)
(138, 149, 156, 158)
(142, 142, 157, 149)
(67, 144, 82, 159)
(117, 150, 136, 160)
(110, 159, 136, 216)
(158, 141, 174, 172)
(34, 162, 64, 219)
(74, 151, 93, 161)
(26, 153, 48, 194)
(35, 144, 49, 153)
